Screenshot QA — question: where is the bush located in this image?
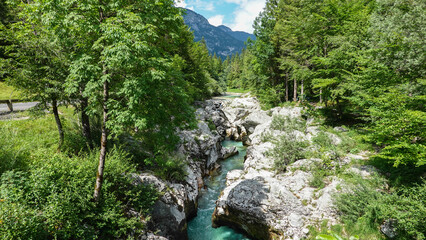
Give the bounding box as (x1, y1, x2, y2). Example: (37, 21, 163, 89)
(256, 87, 283, 109)
(335, 179, 426, 239)
(271, 115, 306, 133)
(313, 131, 333, 150)
(144, 153, 188, 182)
(0, 148, 158, 239)
(267, 133, 309, 171)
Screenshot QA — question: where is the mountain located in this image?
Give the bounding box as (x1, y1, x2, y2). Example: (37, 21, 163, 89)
(182, 9, 256, 59)
(217, 25, 256, 42)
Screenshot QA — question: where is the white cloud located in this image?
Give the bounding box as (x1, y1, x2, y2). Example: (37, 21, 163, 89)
(208, 15, 225, 26)
(226, 0, 266, 33)
(175, 0, 187, 8)
(175, 0, 195, 10)
(183, 0, 215, 11)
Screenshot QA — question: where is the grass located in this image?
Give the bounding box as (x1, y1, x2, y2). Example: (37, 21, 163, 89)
(0, 107, 159, 239)
(0, 82, 22, 101)
(0, 106, 85, 174)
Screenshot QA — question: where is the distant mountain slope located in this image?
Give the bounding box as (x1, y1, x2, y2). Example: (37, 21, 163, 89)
(182, 9, 256, 59)
(217, 25, 256, 42)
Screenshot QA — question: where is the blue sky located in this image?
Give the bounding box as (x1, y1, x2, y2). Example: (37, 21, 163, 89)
(175, 0, 266, 33)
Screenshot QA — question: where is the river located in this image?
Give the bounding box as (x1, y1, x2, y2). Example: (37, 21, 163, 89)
(187, 140, 251, 240)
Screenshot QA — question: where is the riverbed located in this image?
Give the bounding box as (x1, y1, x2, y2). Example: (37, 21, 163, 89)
(187, 140, 251, 240)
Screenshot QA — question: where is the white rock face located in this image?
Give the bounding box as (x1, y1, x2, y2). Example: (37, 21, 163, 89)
(137, 99, 236, 240)
(228, 97, 261, 110)
(212, 96, 371, 240)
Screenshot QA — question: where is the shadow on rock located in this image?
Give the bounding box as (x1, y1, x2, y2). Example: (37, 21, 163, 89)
(213, 177, 271, 240)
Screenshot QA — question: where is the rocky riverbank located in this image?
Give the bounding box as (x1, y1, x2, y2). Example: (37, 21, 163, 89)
(138, 99, 237, 239)
(212, 95, 373, 240)
(140, 95, 374, 240)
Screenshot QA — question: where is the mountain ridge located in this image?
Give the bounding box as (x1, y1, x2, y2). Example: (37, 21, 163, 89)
(182, 8, 256, 59)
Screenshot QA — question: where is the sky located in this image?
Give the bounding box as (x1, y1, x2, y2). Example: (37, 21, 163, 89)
(174, 0, 267, 33)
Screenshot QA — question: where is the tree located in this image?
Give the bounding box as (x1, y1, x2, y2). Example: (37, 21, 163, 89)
(29, 0, 195, 201)
(5, 1, 68, 148)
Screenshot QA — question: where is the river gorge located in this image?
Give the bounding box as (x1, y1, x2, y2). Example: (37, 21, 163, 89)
(141, 94, 372, 240)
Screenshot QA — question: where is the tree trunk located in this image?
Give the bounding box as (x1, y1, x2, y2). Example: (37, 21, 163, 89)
(320, 88, 323, 104)
(80, 97, 92, 148)
(52, 99, 64, 149)
(285, 73, 289, 102)
(293, 78, 297, 102)
(6, 100, 13, 112)
(94, 78, 108, 202)
(7, 91, 13, 111)
(300, 79, 304, 102)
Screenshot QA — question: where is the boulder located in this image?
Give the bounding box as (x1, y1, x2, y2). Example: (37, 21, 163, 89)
(223, 108, 250, 123)
(228, 97, 261, 110)
(212, 178, 272, 240)
(135, 174, 188, 240)
(220, 146, 239, 160)
(333, 126, 348, 132)
(239, 110, 271, 133)
(380, 219, 398, 239)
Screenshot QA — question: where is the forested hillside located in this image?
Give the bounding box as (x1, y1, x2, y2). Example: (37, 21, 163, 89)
(221, 0, 425, 238)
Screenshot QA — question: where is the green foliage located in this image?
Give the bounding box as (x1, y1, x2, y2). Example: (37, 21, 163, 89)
(0, 115, 61, 175)
(336, 178, 426, 240)
(313, 132, 333, 150)
(308, 157, 342, 189)
(145, 153, 188, 182)
(226, 88, 251, 94)
(263, 115, 310, 171)
(0, 109, 162, 239)
(366, 93, 426, 167)
(221, 0, 425, 171)
(256, 87, 283, 109)
(0, 81, 21, 100)
(269, 133, 309, 171)
(0, 148, 158, 239)
(207, 119, 217, 132)
(309, 170, 327, 189)
(316, 232, 359, 240)
(270, 115, 306, 132)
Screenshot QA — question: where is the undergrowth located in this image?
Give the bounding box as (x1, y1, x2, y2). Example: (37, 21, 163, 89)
(0, 109, 161, 239)
(263, 115, 309, 171)
(144, 153, 188, 182)
(335, 177, 426, 240)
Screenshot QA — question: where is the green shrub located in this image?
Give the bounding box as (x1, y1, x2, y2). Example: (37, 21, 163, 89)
(308, 157, 342, 189)
(256, 87, 283, 109)
(0, 148, 158, 239)
(316, 232, 359, 240)
(310, 171, 327, 189)
(271, 115, 307, 133)
(313, 131, 333, 149)
(385, 181, 426, 239)
(335, 179, 426, 239)
(145, 153, 188, 182)
(267, 133, 309, 171)
(207, 119, 217, 131)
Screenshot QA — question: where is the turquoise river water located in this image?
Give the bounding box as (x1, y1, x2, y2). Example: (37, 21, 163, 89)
(187, 140, 251, 240)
